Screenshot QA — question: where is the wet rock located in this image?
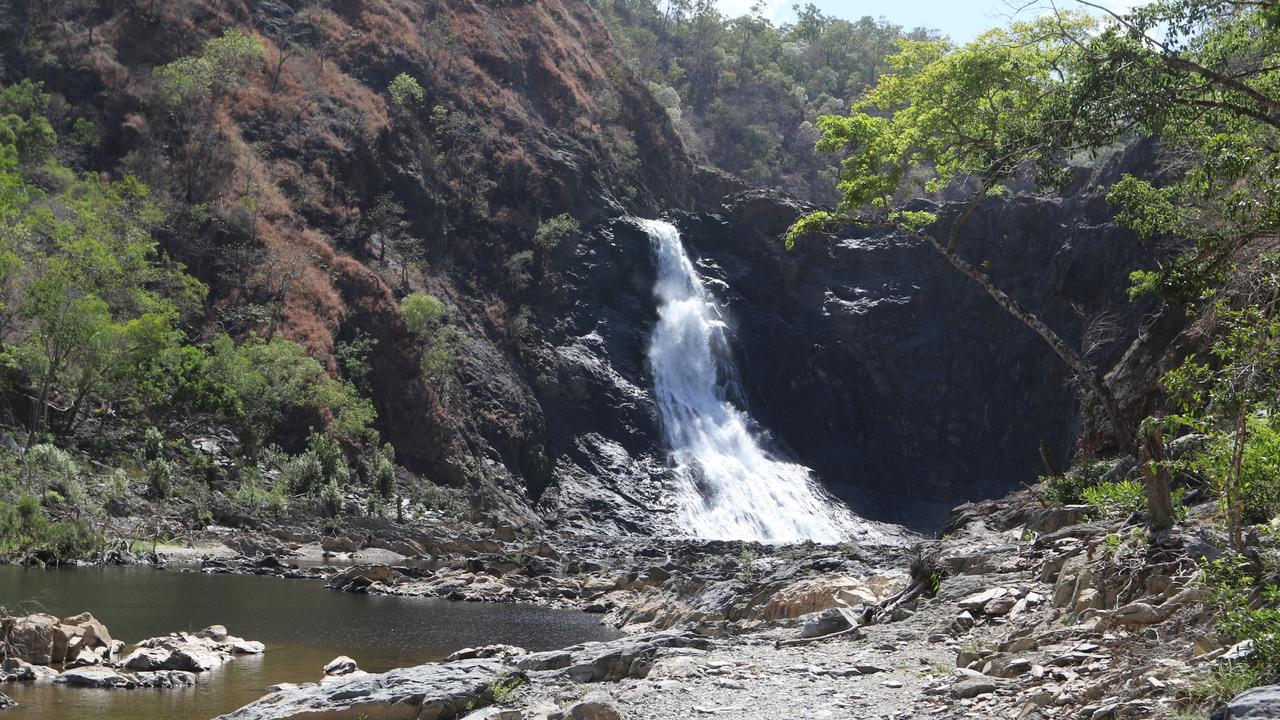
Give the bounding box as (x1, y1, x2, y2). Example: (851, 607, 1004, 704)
(0, 691, 12, 708)
(58, 666, 197, 689)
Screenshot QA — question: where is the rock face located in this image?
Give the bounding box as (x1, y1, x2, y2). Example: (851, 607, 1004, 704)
(533, 167, 1154, 531)
(664, 181, 1157, 529)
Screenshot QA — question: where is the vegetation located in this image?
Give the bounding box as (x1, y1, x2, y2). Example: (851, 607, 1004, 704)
(1041, 460, 1114, 506)
(592, 1, 932, 202)
(1198, 552, 1280, 705)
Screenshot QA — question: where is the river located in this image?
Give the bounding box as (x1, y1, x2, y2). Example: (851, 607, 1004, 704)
(0, 565, 620, 719)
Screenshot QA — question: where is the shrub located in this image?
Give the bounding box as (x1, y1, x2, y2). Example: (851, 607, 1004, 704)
(23, 443, 76, 493)
(400, 293, 445, 336)
(0, 494, 100, 560)
(1196, 555, 1280, 705)
(1195, 417, 1280, 526)
(387, 73, 424, 108)
(319, 480, 343, 517)
(1041, 460, 1113, 506)
(146, 458, 173, 501)
(280, 452, 323, 496)
(1082, 480, 1146, 519)
(416, 481, 468, 517)
(532, 213, 579, 253)
(141, 426, 165, 462)
(372, 444, 396, 501)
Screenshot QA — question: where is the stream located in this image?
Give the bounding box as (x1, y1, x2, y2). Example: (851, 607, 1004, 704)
(0, 565, 620, 720)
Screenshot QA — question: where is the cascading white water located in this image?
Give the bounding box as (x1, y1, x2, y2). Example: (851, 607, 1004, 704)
(642, 218, 862, 544)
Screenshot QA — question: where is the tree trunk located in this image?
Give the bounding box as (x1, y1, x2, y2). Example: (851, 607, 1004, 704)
(1227, 406, 1248, 549)
(1138, 425, 1176, 534)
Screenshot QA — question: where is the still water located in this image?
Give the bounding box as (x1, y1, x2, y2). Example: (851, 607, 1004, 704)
(0, 565, 620, 719)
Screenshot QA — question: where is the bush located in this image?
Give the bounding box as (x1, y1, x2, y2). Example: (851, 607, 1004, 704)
(533, 213, 579, 253)
(142, 426, 165, 462)
(1082, 480, 1146, 519)
(0, 494, 100, 560)
(1197, 555, 1280, 705)
(1041, 460, 1113, 506)
(319, 480, 343, 517)
(400, 293, 445, 337)
(279, 433, 351, 497)
(23, 443, 76, 493)
(416, 481, 468, 518)
(1195, 416, 1280, 525)
(146, 458, 173, 501)
(280, 452, 322, 496)
(387, 73, 424, 108)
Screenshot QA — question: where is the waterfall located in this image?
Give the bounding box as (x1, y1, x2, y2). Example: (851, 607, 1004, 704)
(641, 218, 862, 544)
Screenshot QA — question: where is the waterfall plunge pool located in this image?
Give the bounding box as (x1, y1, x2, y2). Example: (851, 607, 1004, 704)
(0, 565, 620, 720)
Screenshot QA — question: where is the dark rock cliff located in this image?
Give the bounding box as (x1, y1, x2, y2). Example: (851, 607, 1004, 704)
(524, 169, 1161, 532)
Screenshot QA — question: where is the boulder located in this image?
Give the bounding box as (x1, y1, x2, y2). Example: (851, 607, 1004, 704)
(62, 612, 112, 648)
(548, 692, 622, 720)
(216, 659, 506, 720)
(2, 613, 58, 665)
(326, 565, 402, 592)
(958, 588, 1009, 614)
(799, 608, 853, 638)
(54, 666, 135, 689)
(198, 625, 229, 642)
(0, 658, 58, 683)
(951, 678, 999, 699)
(1213, 685, 1280, 719)
(323, 656, 358, 676)
(1, 611, 116, 666)
(445, 645, 527, 662)
(122, 647, 171, 671)
(0, 691, 12, 708)
(167, 645, 226, 672)
(320, 536, 360, 554)
(762, 575, 898, 619)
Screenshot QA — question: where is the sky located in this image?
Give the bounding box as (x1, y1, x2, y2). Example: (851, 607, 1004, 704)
(713, 0, 1139, 43)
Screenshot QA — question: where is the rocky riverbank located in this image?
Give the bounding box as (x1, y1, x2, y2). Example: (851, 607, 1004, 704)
(0, 475, 1261, 719)
(134, 480, 1248, 720)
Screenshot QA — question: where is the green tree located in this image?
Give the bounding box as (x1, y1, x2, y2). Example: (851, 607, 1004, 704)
(387, 72, 425, 108)
(152, 29, 266, 201)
